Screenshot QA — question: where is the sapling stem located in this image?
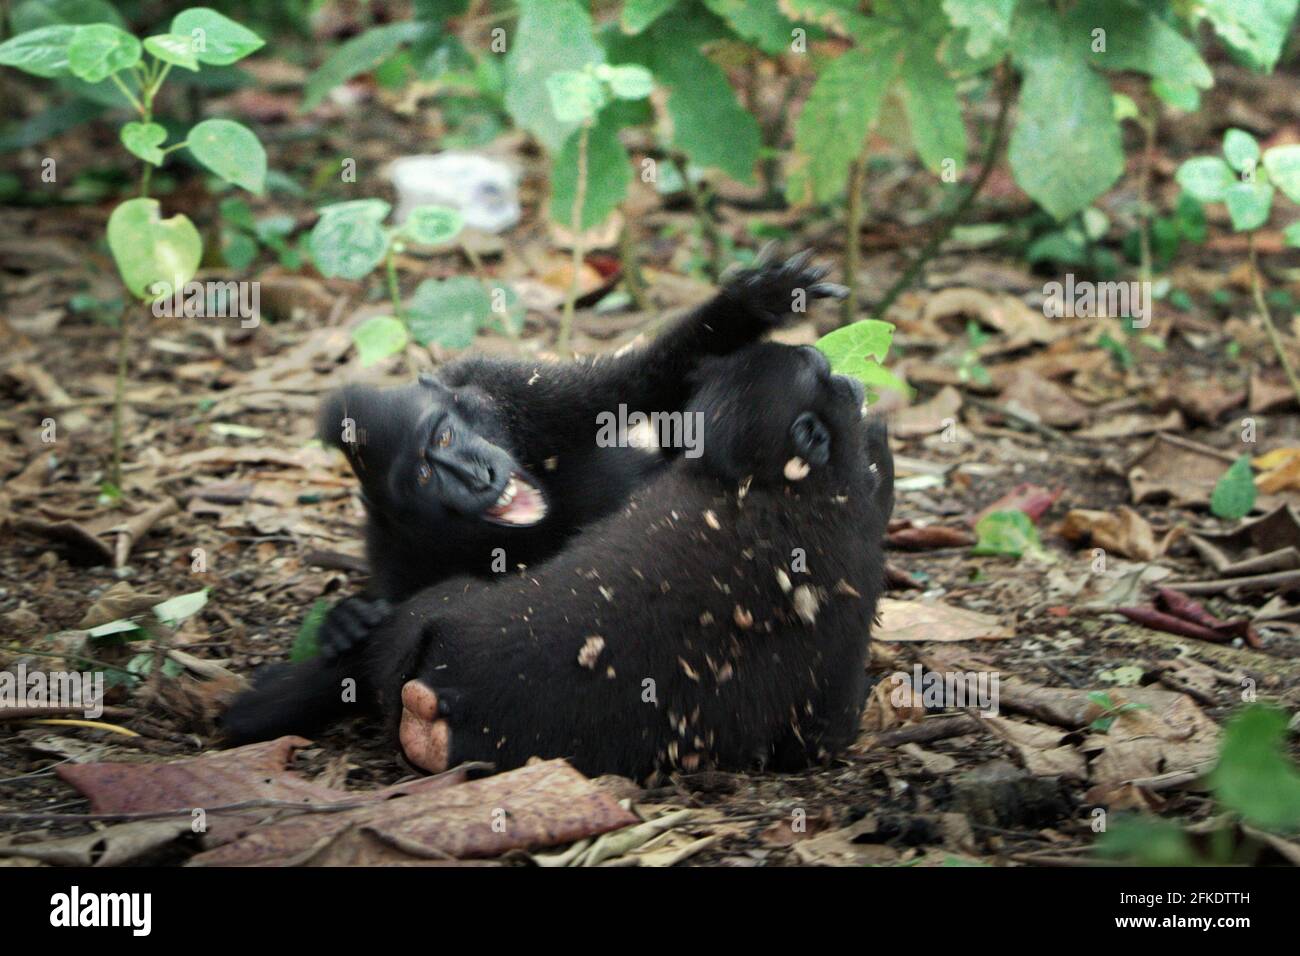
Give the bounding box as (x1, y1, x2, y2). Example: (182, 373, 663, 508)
(559, 120, 591, 354)
(843, 151, 868, 324)
(110, 300, 132, 489)
(1248, 232, 1300, 407)
(870, 63, 1013, 323)
(385, 243, 404, 320)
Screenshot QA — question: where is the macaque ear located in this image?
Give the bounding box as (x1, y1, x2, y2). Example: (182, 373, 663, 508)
(316, 385, 381, 451)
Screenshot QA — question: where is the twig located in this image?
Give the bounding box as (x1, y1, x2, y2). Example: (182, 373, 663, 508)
(870, 63, 1014, 321)
(1247, 232, 1300, 407)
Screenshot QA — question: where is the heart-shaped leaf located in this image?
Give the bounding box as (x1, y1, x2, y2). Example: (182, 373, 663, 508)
(67, 23, 140, 83)
(0, 24, 76, 77)
(1222, 128, 1260, 173)
(107, 197, 202, 301)
(1263, 144, 1300, 205)
(407, 277, 492, 349)
(309, 202, 390, 280)
(143, 33, 199, 71)
(546, 69, 607, 124)
(815, 319, 904, 400)
(1175, 156, 1234, 203)
(1211, 455, 1257, 520)
(171, 7, 264, 65)
(1224, 181, 1274, 232)
(403, 205, 464, 245)
(120, 121, 167, 165)
(352, 315, 410, 367)
(972, 509, 1041, 558)
(187, 118, 266, 193)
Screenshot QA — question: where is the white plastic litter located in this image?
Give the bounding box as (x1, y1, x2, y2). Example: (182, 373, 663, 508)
(388, 152, 520, 234)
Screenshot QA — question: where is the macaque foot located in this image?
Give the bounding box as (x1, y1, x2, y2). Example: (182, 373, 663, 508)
(398, 679, 454, 773)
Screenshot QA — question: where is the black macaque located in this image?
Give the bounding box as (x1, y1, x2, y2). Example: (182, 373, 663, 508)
(220, 253, 847, 745)
(383, 342, 894, 780)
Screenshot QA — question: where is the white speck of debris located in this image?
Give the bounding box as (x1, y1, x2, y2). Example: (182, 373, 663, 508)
(578, 635, 605, 669)
(734, 605, 754, 629)
(598, 585, 615, 602)
(544, 456, 559, 471)
(775, 569, 792, 593)
(784, 457, 810, 481)
(703, 510, 721, 530)
(792, 585, 819, 624)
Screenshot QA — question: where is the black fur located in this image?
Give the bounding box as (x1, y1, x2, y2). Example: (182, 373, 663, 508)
(220, 254, 847, 745)
(378, 343, 894, 779)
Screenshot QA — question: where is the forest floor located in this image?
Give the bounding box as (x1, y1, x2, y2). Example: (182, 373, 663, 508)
(1, 59, 1299, 867)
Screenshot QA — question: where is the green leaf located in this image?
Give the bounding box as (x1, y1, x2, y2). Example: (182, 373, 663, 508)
(504, 0, 603, 153)
(301, 21, 429, 112)
(403, 205, 464, 245)
(1066, 0, 1212, 90)
(86, 618, 143, 639)
(597, 63, 654, 99)
(790, 46, 899, 204)
(171, 7, 265, 66)
(942, 0, 1015, 58)
(308, 200, 391, 280)
(701, 0, 795, 55)
(1175, 155, 1235, 203)
(1210, 455, 1257, 519)
(1263, 144, 1300, 204)
(1284, 221, 1300, 248)
(106, 198, 202, 300)
(66, 22, 139, 83)
(153, 588, 209, 626)
(1199, 0, 1300, 73)
(620, 0, 678, 34)
(1224, 181, 1274, 232)
(1210, 705, 1300, 832)
(1223, 128, 1260, 173)
(407, 276, 493, 348)
(780, 0, 874, 41)
(972, 509, 1041, 558)
(352, 315, 410, 367)
(899, 37, 966, 175)
(1151, 78, 1200, 112)
(290, 599, 330, 663)
(546, 69, 607, 124)
(550, 111, 631, 230)
(12, 0, 125, 32)
(120, 121, 167, 165)
(814, 318, 893, 365)
(1008, 58, 1123, 220)
(143, 33, 199, 71)
(0, 24, 76, 77)
(187, 118, 266, 193)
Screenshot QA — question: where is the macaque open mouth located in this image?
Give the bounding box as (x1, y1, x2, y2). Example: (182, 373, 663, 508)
(482, 472, 548, 526)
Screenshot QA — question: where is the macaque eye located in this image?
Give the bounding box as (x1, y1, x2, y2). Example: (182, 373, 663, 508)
(417, 461, 432, 484)
(436, 428, 453, 448)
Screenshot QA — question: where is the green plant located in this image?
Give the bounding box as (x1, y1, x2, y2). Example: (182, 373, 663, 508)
(545, 62, 653, 351)
(1210, 454, 1258, 520)
(813, 318, 907, 404)
(972, 509, 1042, 559)
(0, 7, 268, 490)
(1086, 691, 1150, 733)
(307, 199, 523, 366)
(1177, 128, 1300, 407)
(219, 197, 301, 271)
(1098, 704, 1300, 864)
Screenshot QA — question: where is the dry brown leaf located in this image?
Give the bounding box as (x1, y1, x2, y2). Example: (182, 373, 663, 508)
(1057, 507, 1159, 560)
(876, 598, 1012, 642)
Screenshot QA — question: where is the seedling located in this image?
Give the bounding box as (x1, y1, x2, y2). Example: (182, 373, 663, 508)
(0, 8, 269, 490)
(545, 62, 653, 351)
(308, 199, 523, 365)
(1177, 128, 1300, 406)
